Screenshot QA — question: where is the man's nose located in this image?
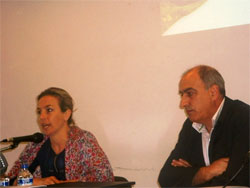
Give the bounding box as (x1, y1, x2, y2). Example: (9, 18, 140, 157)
(179, 95, 189, 109)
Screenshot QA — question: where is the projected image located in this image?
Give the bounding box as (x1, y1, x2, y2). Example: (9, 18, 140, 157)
(161, 0, 250, 36)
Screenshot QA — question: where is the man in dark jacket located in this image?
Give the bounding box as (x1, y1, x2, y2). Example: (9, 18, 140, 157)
(158, 65, 249, 187)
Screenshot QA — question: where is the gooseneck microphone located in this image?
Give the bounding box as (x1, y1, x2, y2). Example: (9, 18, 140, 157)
(223, 151, 250, 188)
(0, 132, 44, 144)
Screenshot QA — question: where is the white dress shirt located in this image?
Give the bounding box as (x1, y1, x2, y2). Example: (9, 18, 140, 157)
(192, 98, 225, 166)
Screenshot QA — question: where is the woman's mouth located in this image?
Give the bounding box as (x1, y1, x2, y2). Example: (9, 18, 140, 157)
(41, 123, 51, 129)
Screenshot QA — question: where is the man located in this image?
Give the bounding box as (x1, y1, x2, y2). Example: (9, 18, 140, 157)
(158, 65, 249, 187)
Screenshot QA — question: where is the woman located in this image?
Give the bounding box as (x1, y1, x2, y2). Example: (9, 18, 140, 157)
(8, 87, 114, 185)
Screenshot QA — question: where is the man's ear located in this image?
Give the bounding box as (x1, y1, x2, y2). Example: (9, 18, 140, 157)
(64, 109, 72, 122)
(209, 84, 220, 100)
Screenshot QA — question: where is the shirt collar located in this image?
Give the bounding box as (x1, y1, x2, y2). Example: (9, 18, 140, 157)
(192, 98, 225, 133)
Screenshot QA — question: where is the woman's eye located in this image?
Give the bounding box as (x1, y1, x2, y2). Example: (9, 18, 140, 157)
(47, 108, 53, 113)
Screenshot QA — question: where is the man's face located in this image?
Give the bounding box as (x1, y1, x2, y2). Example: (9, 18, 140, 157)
(178, 70, 214, 124)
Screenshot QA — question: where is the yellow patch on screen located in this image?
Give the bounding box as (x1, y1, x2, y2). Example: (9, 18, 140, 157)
(160, 0, 207, 35)
(161, 0, 250, 36)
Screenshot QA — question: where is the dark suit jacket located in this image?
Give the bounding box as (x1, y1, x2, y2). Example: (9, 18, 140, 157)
(158, 97, 249, 187)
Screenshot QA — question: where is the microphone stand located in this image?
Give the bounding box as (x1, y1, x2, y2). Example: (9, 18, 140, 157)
(0, 142, 19, 152)
(0, 143, 19, 176)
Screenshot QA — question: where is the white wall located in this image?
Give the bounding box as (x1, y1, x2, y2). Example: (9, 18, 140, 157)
(1, 1, 249, 187)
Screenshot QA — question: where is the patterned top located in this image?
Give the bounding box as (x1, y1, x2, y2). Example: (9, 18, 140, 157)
(7, 126, 114, 182)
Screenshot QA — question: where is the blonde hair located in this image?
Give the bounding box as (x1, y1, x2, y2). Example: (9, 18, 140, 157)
(37, 87, 75, 126)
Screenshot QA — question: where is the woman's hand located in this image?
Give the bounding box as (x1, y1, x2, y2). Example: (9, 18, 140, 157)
(33, 176, 61, 185)
(33, 177, 79, 186)
(60, 179, 79, 183)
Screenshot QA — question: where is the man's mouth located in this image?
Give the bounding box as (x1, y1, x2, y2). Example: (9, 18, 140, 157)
(185, 109, 194, 115)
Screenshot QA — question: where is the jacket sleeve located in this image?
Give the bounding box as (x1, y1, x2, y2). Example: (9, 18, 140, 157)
(7, 142, 42, 179)
(66, 128, 114, 182)
(83, 132, 114, 182)
(158, 119, 201, 187)
(208, 101, 250, 186)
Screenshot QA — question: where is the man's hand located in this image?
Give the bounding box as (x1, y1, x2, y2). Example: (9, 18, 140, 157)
(192, 157, 229, 185)
(171, 158, 192, 167)
(209, 157, 229, 176)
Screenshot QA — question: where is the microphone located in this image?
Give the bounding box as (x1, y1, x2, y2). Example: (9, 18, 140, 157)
(0, 132, 44, 144)
(0, 152, 8, 176)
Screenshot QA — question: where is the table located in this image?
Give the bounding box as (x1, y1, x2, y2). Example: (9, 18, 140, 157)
(47, 181, 135, 187)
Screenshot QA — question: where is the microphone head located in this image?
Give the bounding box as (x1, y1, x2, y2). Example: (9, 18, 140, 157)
(32, 132, 44, 143)
(0, 152, 8, 175)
